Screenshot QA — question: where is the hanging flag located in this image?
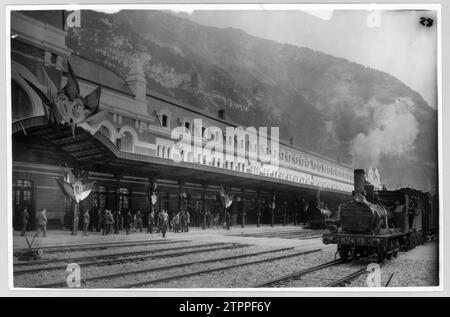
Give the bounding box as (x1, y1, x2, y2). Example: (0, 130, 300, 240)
(55, 167, 94, 203)
(36, 63, 58, 100)
(220, 185, 233, 209)
(84, 86, 102, 113)
(63, 61, 80, 101)
(55, 176, 75, 200)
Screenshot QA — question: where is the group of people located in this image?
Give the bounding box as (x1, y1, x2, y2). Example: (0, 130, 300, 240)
(18, 206, 233, 238)
(93, 208, 146, 236)
(79, 208, 186, 238)
(20, 207, 47, 237)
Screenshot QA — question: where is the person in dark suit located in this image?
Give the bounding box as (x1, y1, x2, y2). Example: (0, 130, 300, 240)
(147, 210, 155, 234)
(124, 210, 132, 235)
(97, 208, 104, 232)
(113, 209, 121, 234)
(82, 209, 90, 237)
(36, 209, 47, 237)
(20, 207, 29, 236)
(160, 210, 169, 238)
(180, 211, 186, 232)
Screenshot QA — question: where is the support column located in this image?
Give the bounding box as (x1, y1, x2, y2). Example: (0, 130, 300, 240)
(240, 189, 246, 228)
(178, 181, 184, 212)
(293, 197, 298, 226)
(71, 202, 79, 235)
(256, 191, 261, 228)
(283, 198, 287, 227)
(202, 184, 207, 230)
(114, 176, 121, 234)
(148, 177, 158, 222)
(271, 193, 275, 227)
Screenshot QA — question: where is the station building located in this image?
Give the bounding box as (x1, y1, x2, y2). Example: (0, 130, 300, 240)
(10, 11, 354, 230)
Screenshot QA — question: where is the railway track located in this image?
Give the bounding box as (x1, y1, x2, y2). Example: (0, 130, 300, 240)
(255, 258, 370, 288)
(34, 247, 297, 288)
(254, 259, 343, 287)
(120, 248, 322, 288)
(14, 239, 190, 256)
(229, 230, 327, 240)
(14, 242, 231, 267)
(323, 268, 367, 287)
(14, 243, 248, 275)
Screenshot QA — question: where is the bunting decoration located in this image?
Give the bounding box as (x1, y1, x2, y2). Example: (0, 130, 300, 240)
(146, 179, 158, 206)
(20, 60, 106, 137)
(55, 166, 95, 235)
(220, 185, 234, 209)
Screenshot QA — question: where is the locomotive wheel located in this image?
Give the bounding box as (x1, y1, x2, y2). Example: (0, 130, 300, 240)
(377, 247, 385, 264)
(404, 236, 411, 251)
(393, 240, 400, 258)
(419, 234, 425, 245)
(411, 234, 417, 249)
(386, 241, 393, 260)
(339, 246, 350, 262)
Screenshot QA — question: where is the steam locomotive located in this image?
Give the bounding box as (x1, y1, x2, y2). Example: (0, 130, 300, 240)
(323, 169, 438, 263)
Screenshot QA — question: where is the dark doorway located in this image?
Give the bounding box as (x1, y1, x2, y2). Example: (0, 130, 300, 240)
(13, 179, 34, 230)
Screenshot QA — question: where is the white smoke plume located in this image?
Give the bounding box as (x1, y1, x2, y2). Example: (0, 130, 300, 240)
(350, 98, 419, 169)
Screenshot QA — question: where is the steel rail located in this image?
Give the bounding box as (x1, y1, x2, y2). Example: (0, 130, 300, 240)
(323, 268, 367, 287)
(14, 239, 189, 256)
(254, 259, 343, 287)
(14, 242, 230, 267)
(121, 248, 322, 288)
(35, 247, 297, 288)
(14, 244, 248, 275)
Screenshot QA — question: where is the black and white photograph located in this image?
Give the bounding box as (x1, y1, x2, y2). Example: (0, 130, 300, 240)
(6, 3, 442, 292)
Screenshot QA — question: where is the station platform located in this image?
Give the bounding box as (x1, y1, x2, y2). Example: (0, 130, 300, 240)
(12, 224, 327, 251)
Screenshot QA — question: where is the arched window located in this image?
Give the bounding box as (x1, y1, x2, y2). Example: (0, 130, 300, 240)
(162, 114, 168, 128)
(12, 80, 33, 120)
(118, 187, 130, 210)
(95, 185, 108, 209)
(119, 132, 133, 152)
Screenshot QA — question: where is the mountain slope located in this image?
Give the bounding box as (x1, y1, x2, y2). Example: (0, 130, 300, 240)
(61, 10, 437, 192)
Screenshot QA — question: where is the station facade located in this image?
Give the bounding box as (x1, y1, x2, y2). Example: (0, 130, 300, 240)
(11, 11, 354, 230)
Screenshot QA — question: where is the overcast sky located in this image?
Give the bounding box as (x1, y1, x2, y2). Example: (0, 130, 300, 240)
(179, 9, 437, 108)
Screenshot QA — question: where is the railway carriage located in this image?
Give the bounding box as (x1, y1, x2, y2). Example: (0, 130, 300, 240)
(323, 169, 438, 263)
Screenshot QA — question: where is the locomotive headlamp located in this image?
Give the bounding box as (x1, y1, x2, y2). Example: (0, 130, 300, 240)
(354, 193, 365, 203)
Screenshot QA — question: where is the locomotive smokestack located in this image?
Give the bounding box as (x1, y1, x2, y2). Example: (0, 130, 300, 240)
(354, 169, 366, 195)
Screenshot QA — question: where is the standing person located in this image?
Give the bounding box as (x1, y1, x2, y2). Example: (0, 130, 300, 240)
(155, 211, 161, 233)
(97, 208, 104, 232)
(136, 209, 143, 233)
(108, 210, 115, 235)
(147, 210, 155, 234)
(212, 212, 218, 229)
(82, 209, 90, 237)
(102, 210, 108, 235)
(206, 210, 211, 229)
(186, 211, 190, 232)
(132, 213, 137, 232)
(225, 210, 231, 230)
(180, 211, 186, 232)
(20, 207, 29, 236)
(160, 210, 169, 238)
(36, 209, 47, 237)
(113, 209, 120, 234)
(89, 207, 97, 232)
(173, 212, 180, 233)
(125, 209, 132, 235)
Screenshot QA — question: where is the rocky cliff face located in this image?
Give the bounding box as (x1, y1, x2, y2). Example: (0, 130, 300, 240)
(60, 9, 437, 192)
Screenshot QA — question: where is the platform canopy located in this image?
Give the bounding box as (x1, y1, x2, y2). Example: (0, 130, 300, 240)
(13, 118, 352, 200)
